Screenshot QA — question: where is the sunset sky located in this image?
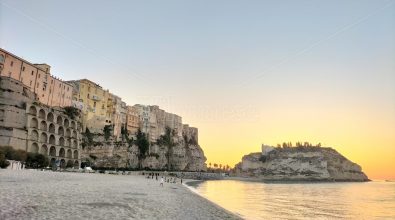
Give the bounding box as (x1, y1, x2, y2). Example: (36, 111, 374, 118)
(1, 0, 394, 179)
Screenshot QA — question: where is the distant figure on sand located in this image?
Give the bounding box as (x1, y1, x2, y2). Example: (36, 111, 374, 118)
(160, 177, 164, 187)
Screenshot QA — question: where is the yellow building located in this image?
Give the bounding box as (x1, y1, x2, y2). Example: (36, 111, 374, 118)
(67, 79, 112, 133)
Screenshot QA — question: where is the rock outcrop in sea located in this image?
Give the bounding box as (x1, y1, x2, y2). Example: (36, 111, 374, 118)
(234, 146, 369, 182)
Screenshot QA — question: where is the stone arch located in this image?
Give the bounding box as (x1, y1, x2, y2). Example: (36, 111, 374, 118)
(38, 109, 46, 119)
(59, 148, 65, 157)
(72, 130, 77, 138)
(30, 142, 39, 153)
(71, 121, 76, 129)
(49, 135, 56, 145)
(29, 106, 37, 115)
(60, 159, 66, 168)
(59, 137, 65, 146)
(64, 119, 69, 128)
(67, 149, 72, 158)
(65, 138, 70, 148)
(56, 116, 63, 125)
(74, 160, 79, 168)
(30, 130, 39, 141)
(30, 118, 38, 128)
(49, 146, 56, 157)
(58, 126, 64, 136)
(41, 144, 48, 155)
(40, 121, 47, 131)
(73, 140, 78, 148)
(40, 132, 47, 143)
(49, 123, 55, 133)
(73, 150, 79, 159)
(65, 128, 71, 137)
(66, 160, 74, 168)
(47, 112, 54, 122)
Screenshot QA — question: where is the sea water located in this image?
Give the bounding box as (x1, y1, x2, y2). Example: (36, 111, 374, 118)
(188, 180, 395, 219)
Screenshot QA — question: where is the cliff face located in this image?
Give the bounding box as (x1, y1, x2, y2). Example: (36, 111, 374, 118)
(235, 147, 369, 182)
(81, 128, 206, 171)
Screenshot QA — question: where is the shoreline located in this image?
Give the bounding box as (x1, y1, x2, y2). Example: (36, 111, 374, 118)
(183, 179, 243, 219)
(0, 169, 241, 220)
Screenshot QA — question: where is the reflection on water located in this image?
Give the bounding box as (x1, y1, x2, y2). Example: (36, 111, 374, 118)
(189, 180, 395, 219)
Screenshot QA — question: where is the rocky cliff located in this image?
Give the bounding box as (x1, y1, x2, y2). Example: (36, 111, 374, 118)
(234, 146, 369, 182)
(80, 129, 207, 171)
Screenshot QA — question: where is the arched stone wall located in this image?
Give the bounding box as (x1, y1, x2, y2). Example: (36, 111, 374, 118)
(73, 150, 79, 159)
(59, 148, 65, 157)
(38, 109, 46, 119)
(72, 130, 77, 138)
(65, 129, 71, 137)
(58, 126, 64, 136)
(30, 142, 39, 153)
(49, 135, 56, 145)
(47, 112, 54, 122)
(59, 137, 65, 146)
(29, 106, 37, 115)
(67, 149, 72, 158)
(31, 118, 38, 128)
(74, 160, 79, 168)
(41, 144, 48, 155)
(40, 121, 47, 131)
(71, 121, 76, 129)
(73, 140, 78, 148)
(49, 146, 56, 157)
(49, 123, 55, 133)
(40, 132, 47, 143)
(60, 159, 66, 168)
(57, 116, 63, 125)
(64, 119, 69, 128)
(31, 130, 39, 141)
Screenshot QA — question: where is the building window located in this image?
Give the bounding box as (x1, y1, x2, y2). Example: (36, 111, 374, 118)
(31, 71, 34, 75)
(94, 102, 96, 108)
(22, 66, 25, 71)
(10, 61, 13, 66)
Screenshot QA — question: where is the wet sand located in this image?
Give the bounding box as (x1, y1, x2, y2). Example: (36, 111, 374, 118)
(0, 170, 241, 220)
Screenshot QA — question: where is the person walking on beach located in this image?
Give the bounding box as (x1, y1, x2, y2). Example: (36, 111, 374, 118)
(160, 176, 164, 187)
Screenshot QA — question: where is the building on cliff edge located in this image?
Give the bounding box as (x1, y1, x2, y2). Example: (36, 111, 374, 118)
(0, 76, 83, 168)
(0, 48, 73, 107)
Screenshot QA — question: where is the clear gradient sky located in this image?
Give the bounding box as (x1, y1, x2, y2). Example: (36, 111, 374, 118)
(1, 0, 394, 179)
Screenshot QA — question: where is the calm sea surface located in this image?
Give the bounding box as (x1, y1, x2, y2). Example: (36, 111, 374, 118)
(188, 180, 395, 219)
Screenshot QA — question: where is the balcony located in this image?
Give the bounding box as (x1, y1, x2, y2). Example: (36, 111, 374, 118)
(91, 95, 101, 101)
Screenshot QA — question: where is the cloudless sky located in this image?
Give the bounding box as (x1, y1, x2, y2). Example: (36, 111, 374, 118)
(1, 0, 394, 179)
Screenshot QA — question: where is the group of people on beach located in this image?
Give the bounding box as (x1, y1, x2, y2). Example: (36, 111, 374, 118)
(142, 172, 183, 187)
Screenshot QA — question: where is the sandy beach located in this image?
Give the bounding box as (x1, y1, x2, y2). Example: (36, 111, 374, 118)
(0, 170, 241, 220)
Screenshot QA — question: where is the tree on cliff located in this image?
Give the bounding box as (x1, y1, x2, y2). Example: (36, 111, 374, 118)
(103, 125, 113, 141)
(135, 129, 149, 169)
(158, 127, 176, 171)
(121, 125, 129, 142)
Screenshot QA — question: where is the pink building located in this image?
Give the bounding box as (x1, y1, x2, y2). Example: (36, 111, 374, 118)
(0, 48, 72, 107)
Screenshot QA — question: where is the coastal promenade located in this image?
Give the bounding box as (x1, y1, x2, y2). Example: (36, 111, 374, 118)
(0, 170, 240, 220)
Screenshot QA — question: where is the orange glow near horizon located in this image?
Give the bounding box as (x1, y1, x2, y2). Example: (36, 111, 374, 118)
(188, 98, 395, 181)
